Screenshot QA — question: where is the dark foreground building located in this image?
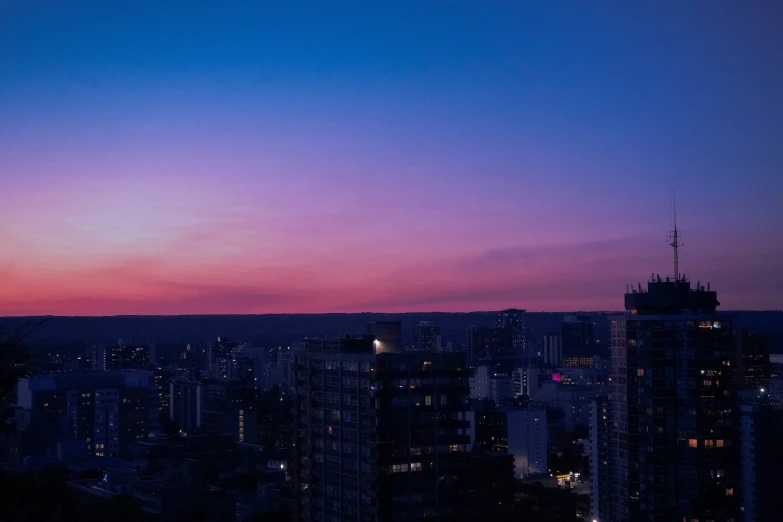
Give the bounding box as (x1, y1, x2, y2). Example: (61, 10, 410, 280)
(599, 276, 739, 522)
(739, 401, 783, 522)
(293, 332, 472, 522)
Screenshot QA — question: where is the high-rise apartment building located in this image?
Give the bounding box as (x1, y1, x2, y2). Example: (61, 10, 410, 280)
(602, 276, 738, 522)
(91, 343, 150, 371)
(413, 321, 441, 352)
(466, 325, 513, 372)
(169, 379, 203, 434)
(16, 371, 155, 456)
(497, 309, 527, 359)
(735, 331, 770, 391)
(293, 333, 472, 522)
(561, 315, 594, 363)
(589, 397, 613, 522)
(739, 401, 783, 522)
(541, 333, 562, 367)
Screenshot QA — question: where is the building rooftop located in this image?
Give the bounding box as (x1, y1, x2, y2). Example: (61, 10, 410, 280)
(624, 277, 719, 315)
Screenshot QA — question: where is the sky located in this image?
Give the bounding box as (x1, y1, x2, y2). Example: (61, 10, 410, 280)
(1, 1, 781, 315)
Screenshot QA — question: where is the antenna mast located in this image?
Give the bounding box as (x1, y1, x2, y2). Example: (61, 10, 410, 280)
(668, 191, 683, 280)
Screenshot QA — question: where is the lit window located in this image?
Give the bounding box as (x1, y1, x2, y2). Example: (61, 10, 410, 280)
(425, 396, 433, 406)
(688, 439, 698, 448)
(726, 488, 734, 496)
(410, 463, 422, 471)
(422, 361, 432, 370)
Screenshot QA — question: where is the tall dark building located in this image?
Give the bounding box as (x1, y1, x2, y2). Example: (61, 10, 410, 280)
(739, 402, 783, 522)
(497, 309, 527, 359)
(293, 333, 472, 522)
(413, 321, 441, 352)
(561, 314, 594, 364)
(466, 325, 513, 373)
(603, 276, 739, 522)
(589, 397, 613, 522)
(735, 330, 770, 391)
(169, 379, 203, 434)
(541, 333, 561, 367)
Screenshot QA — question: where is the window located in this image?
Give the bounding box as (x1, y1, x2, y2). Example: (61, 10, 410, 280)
(440, 395, 447, 405)
(391, 464, 409, 473)
(422, 361, 432, 370)
(704, 440, 714, 448)
(425, 396, 433, 406)
(411, 462, 422, 471)
(410, 447, 422, 456)
(688, 439, 698, 448)
(726, 488, 734, 496)
(716, 439, 724, 448)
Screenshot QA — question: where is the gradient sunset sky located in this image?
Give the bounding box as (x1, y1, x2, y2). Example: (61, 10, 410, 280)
(1, 2, 781, 315)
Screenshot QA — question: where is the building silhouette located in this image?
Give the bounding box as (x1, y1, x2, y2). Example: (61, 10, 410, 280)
(91, 342, 151, 371)
(739, 401, 783, 522)
(561, 314, 594, 367)
(16, 371, 155, 457)
(413, 321, 441, 352)
(598, 276, 739, 522)
(497, 309, 527, 359)
(293, 332, 472, 522)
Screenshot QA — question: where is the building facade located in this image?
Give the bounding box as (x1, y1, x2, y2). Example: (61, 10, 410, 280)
(561, 315, 594, 362)
(16, 371, 155, 456)
(468, 407, 547, 478)
(91, 343, 151, 371)
(603, 277, 739, 522)
(293, 333, 472, 522)
(739, 402, 783, 522)
(466, 325, 513, 373)
(413, 321, 441, 352)
(497, 308, 527, 360)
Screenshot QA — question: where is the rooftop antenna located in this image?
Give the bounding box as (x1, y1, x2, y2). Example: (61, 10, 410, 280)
(668, 190, 683, 281)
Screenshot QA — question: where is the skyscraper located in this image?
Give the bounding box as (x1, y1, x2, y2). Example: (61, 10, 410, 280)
(466, 325, 513, 372)
(739, 401, 783, 522)
(602, 276, 739, 522)
(561, 314, 594, 367)
(735, 330, 770, 391)
(497, 309, 527, 359)
(589, 397, 613, 522)
(413, 321, 441, 352)
(293, 333, 472, 522)
(541, 333, 562, 367)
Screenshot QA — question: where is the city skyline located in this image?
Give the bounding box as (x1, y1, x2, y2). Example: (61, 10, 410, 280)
(2, 2, 782, 316)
